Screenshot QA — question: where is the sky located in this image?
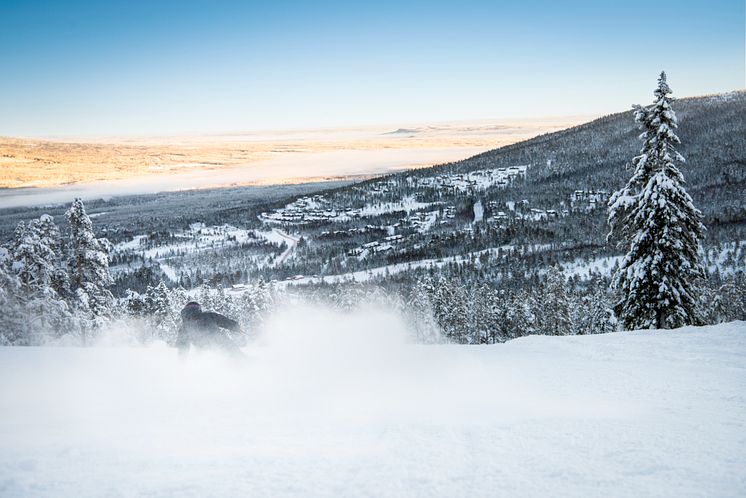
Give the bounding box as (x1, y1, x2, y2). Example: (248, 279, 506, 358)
(0, 0, 744, 136)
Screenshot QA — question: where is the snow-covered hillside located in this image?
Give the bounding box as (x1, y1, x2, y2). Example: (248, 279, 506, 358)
(1, 315, 744, 497)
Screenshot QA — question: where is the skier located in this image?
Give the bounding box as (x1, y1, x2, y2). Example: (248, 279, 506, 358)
(176, 301, 245, 358)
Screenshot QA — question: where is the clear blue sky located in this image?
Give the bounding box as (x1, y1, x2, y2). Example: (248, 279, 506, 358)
(1, 0, 743, 136)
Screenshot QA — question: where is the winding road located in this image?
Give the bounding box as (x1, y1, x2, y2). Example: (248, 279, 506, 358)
(273, 229, 300, 264)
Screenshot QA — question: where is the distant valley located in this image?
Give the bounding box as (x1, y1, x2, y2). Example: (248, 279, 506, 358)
(0, 117, 586, 208)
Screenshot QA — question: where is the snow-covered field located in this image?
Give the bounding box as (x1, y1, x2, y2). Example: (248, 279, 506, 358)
(1, 312, 744, 497)
(114, 224, 259, 259)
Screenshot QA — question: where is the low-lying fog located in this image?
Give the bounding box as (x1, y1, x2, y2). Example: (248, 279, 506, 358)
(0, 146, 486, 209)
(0, 116, 590, 208)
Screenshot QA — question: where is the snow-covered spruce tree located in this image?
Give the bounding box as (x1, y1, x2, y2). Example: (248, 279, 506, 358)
(333, 282, 371, 312)
(468, 283, 501, 343)
(535, 267, 572, 335)
(607, 72, 705, 330)
(701, 277, 746, 324)
(432, 276, 470, 343)
(168, 286, 188, 317)
(238, 277, 273, 334)
(495, 289, 535, 340)
(571, 279, 617, 335)
(143, 281, 179, 342)
(66, 198, 114, 337)
(406, 276, 441, 343)
(198, 282, 235, 316)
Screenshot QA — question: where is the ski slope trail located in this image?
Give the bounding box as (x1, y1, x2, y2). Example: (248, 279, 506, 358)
(0, 312, 744, 497)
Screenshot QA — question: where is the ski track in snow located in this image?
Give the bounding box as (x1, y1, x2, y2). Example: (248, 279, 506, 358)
(0, 315, 745, 497)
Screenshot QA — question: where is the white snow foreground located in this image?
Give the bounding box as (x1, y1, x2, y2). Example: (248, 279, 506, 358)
(1, 310, 744, 498)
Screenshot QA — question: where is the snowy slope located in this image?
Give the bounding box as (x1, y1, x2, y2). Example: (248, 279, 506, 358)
(1, 315, 744, 497)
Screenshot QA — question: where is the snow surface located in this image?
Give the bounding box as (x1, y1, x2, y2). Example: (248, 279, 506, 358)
(473, 200, 484, 223)
(1, 313, 745, 497)
(561, 255, 622, 279)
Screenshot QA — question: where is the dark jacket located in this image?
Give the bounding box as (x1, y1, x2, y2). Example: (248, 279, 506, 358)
(176, 306, 241, 354)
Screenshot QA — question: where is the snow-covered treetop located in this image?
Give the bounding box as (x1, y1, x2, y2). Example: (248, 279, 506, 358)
(654, 71, 671, 100)
(66, 198, 114, 315)
(608, 71, 685, 243)
(67, 198, 95, 245)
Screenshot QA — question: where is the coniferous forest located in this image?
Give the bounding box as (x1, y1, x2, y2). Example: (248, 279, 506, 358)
(1, 82, 744, 346)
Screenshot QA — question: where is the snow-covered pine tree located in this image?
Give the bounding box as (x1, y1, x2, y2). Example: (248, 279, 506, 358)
(406, 275, 441, 343)
(432, 275, 470, 343)
(168, 286, 188, 317)
(66, 198, 114, 336)
(124, 289, 147, 317)
(607, 72, 705, 330)
(11, 215, 73, 343)
(505, 289, 536, 339)
(0, 247, 25, 345)
(198, 282, 235, 316)
(702, 278, 746, 324)
(254, 276, 273, 312)
(13, 216, 64, 293)
(467, 283, 500, 344)
(491, 289, 512, 340)
(333, 282, 370, 311)
(535, 267, 572, 335)
(238, 277, 273, 334)
(144, 281, 178, 342)
(571, 279, 617, 335)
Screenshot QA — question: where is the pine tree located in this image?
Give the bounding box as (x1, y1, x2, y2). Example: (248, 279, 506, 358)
(432, 276, 470, 343)
(13, 216, 63, 292)
(571, 279, 617, 335)
(144, 281, 178, 342)
(334, 282, 370, 311)
(66, 198, 114, 335)
(169, 286, 188, 318)
(498, 289, 535, 339)
(124, 290, 147, 316)
(239, 277, 273, 334)
(10, 215, 73, 343)
(0, 247, 25, 345)
(198, 282, 226, 314)
(702, 277, 746, 324)
(535, 267, 572, 335)
(407, 276, 441, 343)
(607, 73, 705, 330)
(464, 283, 501, 344)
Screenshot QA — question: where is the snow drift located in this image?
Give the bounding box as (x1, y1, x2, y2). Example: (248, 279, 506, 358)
(1, 309, 744, 497)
